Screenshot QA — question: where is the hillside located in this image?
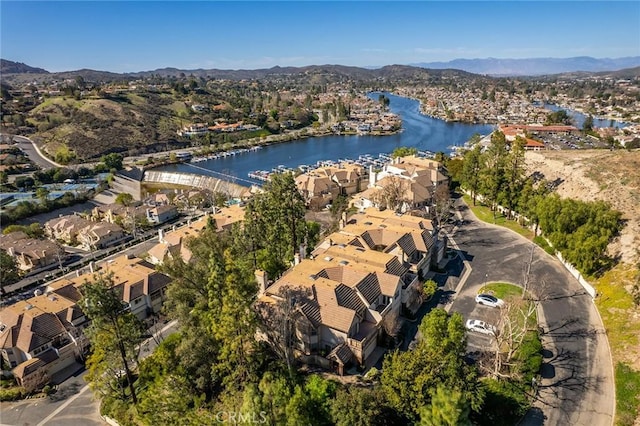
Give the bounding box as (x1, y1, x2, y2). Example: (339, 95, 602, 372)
(0, 59, 49, 74)
(26, 94, 187, 159)
(525, 149, 640, 264)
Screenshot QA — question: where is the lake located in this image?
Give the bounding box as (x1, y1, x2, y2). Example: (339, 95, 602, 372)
(155, 93, 495, 185)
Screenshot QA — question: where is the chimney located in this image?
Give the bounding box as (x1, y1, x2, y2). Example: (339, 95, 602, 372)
(340, 211, 347, 230)
(7, 246, 14, 256)
(89, 261, 95, 273)
(294, 253, 300, 265)
(299, 244, 306, 261)
(255, 269, 269, 295)
(368, 165, 376, 188)
(158, 228, 165, 242)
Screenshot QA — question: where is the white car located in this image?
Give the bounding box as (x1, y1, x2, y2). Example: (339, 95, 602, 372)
(475, 293, 505, 308)
(466, 319, 497, 336)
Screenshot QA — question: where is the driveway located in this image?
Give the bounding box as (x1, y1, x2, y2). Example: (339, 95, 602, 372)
(446, 197, 614, 426)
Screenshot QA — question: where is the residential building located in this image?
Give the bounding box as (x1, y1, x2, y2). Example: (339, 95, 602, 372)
(0, 255, 172, 389)
(353, 155, 448, 214)
(77, 222, 127, 250)
(0, 232, 65, 272)
(147, 205, 244, 265)
(258, 208, 441, 374)
(295, 163, 365, 209)
(145, 204, 179, 225)
(45, 215, 126, 251)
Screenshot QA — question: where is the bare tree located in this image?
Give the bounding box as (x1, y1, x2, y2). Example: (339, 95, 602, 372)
(255, 286, 312, 380)
(374, 176, 410, 212)
(432, 183, 451, 232)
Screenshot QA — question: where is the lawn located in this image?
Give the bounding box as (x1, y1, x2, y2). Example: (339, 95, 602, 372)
(462, 194, 534, 239)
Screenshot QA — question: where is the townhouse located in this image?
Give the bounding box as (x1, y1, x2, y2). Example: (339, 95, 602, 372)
(0, 255, 172, 389)
(147, 205, 244, 265)
(45, 215, 126, 251)
(258, 207, 443, 374)
(0, 232, 65, 272)
(295, 163, 366, 209)
(353, 155, 448, 214)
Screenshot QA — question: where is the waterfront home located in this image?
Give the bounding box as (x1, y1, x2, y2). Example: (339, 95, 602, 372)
(295, 163, 365, 210)
(355, 155, 448, 214)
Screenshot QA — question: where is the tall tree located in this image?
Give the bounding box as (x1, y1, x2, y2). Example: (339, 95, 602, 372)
(502, 136, 526, 219)
(480, 131, 508, 219)
(81, 272, 145, 404)
(246, 173, 307, 278)
(0, 249, 20, 292)
(419, 386, 471, 426)
(461, 144, 483, 206)
(381, 309, 484, 421)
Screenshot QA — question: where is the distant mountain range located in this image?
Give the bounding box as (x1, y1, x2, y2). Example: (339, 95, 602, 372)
(410, 56, 640, 76)
(2, 57, 640, 84)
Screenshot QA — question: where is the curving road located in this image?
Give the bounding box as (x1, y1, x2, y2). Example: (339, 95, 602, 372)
(11, 135, 63, 169)
(446, 197, 614, 426)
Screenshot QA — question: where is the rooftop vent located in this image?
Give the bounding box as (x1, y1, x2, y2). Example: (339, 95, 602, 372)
(308, 274, 317, 281)
(364, 221, 373, 225)
(339, 260, 349, 266)
(324, 256, 333, 261)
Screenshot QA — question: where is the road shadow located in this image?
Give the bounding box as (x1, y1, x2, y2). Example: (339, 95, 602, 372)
(519, 407, 546, 426)
(540, 362, 556, 379)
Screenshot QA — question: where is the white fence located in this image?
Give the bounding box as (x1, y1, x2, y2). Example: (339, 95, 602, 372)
(463, 190, 597, 298)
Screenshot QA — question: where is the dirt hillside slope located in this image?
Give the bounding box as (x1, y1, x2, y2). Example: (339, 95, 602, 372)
(525, 149, 640, 264)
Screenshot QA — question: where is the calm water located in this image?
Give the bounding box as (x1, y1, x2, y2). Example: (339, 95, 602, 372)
(156, 93, 494, 185)
(541, 103, 628, 129)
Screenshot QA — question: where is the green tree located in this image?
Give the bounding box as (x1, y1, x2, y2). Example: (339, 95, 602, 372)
(502, 136, 526, 219)
(115, 192, 134, 206)
(583, 115, 594, 132)
(81, 273, 145, 404)
(392, 146, 418, 158)
(0, 249, 20, 291)
(245, 173, 307, 278)
(54, 144, 76, 164)
(35, 187, 50, 205)
(461, 144, 483, 205)
(479, 131, 508, 220)
(101, 153, 124, 171)
(419, 386, 471, 426)
(331, 386, 404, 426)
(381, 309, 484, 421)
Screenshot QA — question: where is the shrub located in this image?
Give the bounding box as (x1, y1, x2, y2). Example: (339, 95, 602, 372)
(0, 387, 25, 401)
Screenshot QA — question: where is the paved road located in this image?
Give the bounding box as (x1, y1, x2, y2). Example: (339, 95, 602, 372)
(447, 197, 614, 426)
(12, 135, 63, 170)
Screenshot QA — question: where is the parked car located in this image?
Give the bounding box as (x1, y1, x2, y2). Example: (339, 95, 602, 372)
(465, 319, 497, 336)
(475, 293, 505, 308)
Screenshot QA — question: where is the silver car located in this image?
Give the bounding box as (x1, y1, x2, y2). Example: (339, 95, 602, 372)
(466, 319, 497, 336)
(475, 293, 505, 308)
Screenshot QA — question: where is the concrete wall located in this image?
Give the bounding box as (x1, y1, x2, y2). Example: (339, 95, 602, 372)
(143, 171, 248, 198)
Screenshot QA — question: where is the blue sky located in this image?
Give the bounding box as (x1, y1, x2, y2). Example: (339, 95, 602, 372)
(1, 1, 639, 73)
